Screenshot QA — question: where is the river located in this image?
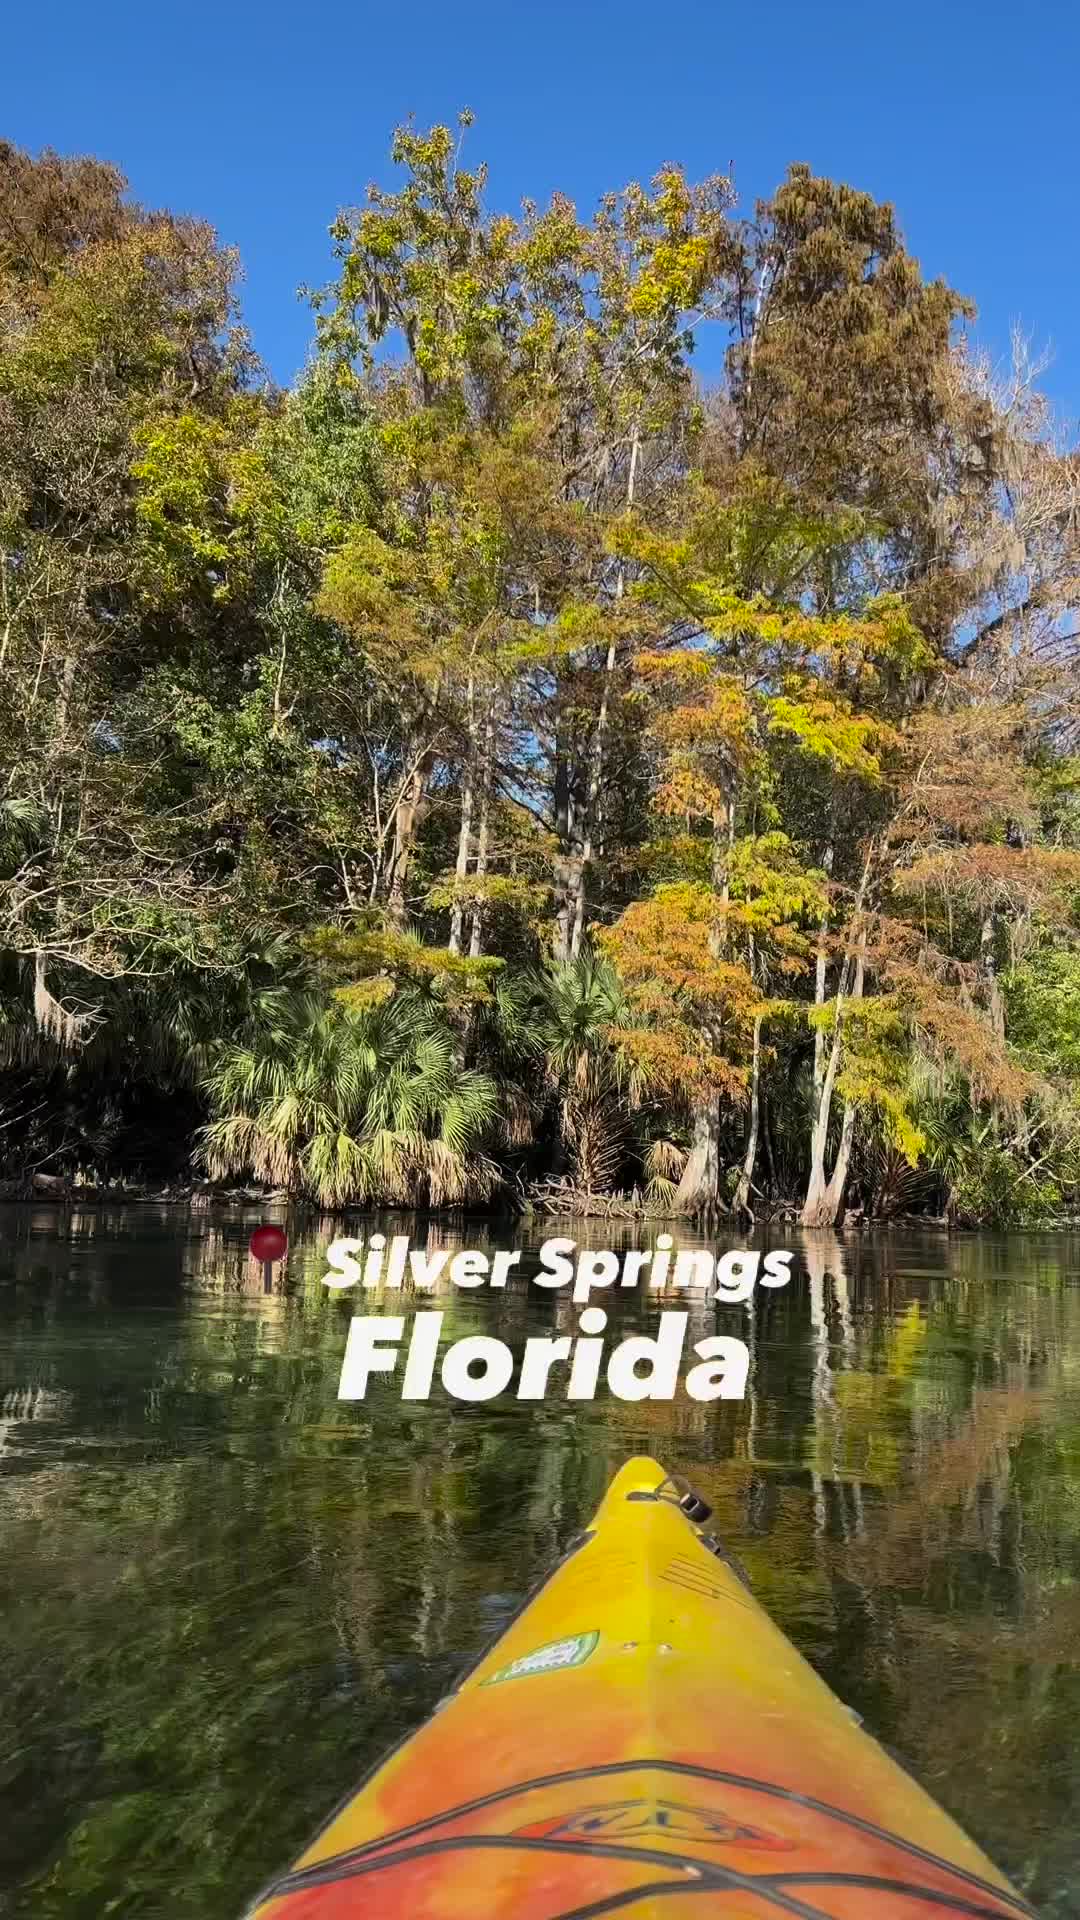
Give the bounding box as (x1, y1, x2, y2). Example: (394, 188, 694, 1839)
(1, 1206, 1078, 1917)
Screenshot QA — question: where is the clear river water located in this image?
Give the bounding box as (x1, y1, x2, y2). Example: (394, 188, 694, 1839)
(2, 1205, 1079, 1917)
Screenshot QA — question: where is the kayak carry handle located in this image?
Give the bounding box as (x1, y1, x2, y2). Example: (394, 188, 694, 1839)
(653, 1472, 713, 1525)
(622, 1469, 713, 1525)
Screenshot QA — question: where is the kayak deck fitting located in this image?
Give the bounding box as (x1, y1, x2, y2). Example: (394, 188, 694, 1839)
(246, 1454, 1033, 1918)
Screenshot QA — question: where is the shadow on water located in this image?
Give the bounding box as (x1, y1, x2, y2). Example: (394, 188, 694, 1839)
(1, 1205, 1079, 1916)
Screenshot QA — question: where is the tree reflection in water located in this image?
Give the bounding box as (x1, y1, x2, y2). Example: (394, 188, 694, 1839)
(0, 1205, 1078, 1915)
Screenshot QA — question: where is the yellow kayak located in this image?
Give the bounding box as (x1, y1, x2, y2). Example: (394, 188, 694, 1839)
(246, 1455, 1032, 1919)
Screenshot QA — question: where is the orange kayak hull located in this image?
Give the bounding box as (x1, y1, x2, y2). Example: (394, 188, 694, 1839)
(246, 1455, 1031, 1919)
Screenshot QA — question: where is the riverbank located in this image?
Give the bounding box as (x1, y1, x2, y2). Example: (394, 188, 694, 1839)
(0, 1174, 291, 1206)
(8, 1170, 1080, 1232)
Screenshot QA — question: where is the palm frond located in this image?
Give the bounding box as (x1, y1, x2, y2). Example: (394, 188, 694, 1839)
(197, 984, 501, 1208)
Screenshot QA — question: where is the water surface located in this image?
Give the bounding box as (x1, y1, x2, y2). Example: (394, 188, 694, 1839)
(2, 1207, 1079, 1916)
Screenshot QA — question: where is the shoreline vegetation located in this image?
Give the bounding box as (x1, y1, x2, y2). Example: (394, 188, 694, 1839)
(3, 126, 1080, 1231)
(12, 1172, 1080, 1234)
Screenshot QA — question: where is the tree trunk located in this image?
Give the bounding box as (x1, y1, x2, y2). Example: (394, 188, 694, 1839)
(761, 1085, 778, 1199)
(553, 738, 581, 964)
(801, 914, 867, 1228)
(679, 799, 735, 1214)
(569, 630, 615, 961)
(569, 427, 641, 959)
(56, 653, 77, 742)
(811, 842, 835, 1103)
(448, 680, 476, 956)
(387, 754, 427, 929)
(802, 990, 848, 1223)
(980, 910, 1005, 1041)
(801, 1159, 834, 1229)
(732, 1013, 762, 1220)
(675, 1098, 722, 1212)
(468, 710, 494, 959)
(822, 1096, 858, 1222)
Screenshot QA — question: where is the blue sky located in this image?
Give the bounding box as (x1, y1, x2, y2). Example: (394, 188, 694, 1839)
(6, 1, 1079, 419)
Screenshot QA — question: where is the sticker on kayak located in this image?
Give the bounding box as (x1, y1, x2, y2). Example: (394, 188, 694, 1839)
(482, 1631, 599, 1685)
(521, 1798, 795, 1851)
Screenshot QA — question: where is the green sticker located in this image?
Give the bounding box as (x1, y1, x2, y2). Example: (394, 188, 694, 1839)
(482, 1631, 599, 1685)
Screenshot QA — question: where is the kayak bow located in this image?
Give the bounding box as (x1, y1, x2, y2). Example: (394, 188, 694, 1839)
(246, 1455, 1032, 1919)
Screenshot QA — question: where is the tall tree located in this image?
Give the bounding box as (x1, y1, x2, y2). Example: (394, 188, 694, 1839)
(0, 145, 254, 1052)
